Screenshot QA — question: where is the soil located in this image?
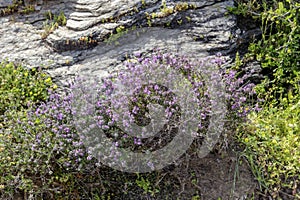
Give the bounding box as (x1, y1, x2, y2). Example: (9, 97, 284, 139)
(160, 149, 258, 200)
(92, 146, 258, 200)
(177, 151, 257, 200)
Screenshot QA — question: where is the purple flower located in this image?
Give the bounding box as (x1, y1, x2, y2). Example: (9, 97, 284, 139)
(134, 52, 142, 58)
(134, 138, 142, 145)
(143, 87, 151, 95)
(64, 127, 70, 133)
(147, 162, 155, 170)
(239, 96, 247, 102)
(87, 155, 93, 161)
(102, 125, 109, 130)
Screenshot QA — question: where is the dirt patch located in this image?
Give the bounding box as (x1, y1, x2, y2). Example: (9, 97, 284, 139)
(90, 147, 257, 200)
(163, 150, 257, 200)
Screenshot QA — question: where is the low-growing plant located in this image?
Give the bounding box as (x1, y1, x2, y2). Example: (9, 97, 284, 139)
(231, 0, 300, 104)
(41, 11, 67, 39)
(0, 61, 97, 199)
(72, 50, 259, 171)
(250, 0, 300, 104)
(238, 97, 300, 198)
(174, 2, 189, 12)
(0, 0, 37, 16)
(230, 1, 300, 197)
(0, 89, 94, 199)
(146, 1, 195, 22)
(135, 174, 159, 196)
(18, 4, 35, 14)
(0, 50, 259, 198)
(0, 0, 22, 16)
(0, 61, 55, 116)
(104, 25, 128, 45)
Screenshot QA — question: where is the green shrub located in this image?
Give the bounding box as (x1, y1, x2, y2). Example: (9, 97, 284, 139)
(247, 0, 300, 103)
(0, 61, 55, 116)
(0, 62, 92, 198)
(230, 0, 300, 198)
(229, 0, 300, 104)
(239, 97, 300, 198)
(0, 104, 86, 198)
(0, 62, 58, 198)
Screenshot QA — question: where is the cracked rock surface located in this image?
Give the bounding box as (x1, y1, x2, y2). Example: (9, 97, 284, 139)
(0, 0, 239, 86)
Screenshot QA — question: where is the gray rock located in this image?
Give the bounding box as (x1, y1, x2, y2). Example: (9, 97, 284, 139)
(0, 0, 238, 86)
(0, 0, 13, 9)
(67, 0, 143, 31)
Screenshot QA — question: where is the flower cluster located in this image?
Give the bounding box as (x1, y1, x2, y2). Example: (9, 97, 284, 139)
(0, 50, 261, 198)
(222, 67, 262, 117)
(70, 49, 260, 170)
(33, 91, 89, 170)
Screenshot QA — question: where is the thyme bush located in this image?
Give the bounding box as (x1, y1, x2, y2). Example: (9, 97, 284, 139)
(0, 50, 258, 198)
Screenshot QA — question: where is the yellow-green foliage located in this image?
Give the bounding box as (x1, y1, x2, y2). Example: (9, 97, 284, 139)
(0, 0, 36, 16)
(230, 1, 300, 198)
(19, 4, 35, 14)
(0, 61, 55, 116)
(240, 99, 300, 198)
(41, 11, 67, 39)
(0, 0, 21, 16)
(148, 2, 194, 19)
(250, 0, 300, 103)
(230, 0, 300, 103)
(174, 2, 189, 11)
(0, 61, 55, 196)
(104, 25, 129, 45)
